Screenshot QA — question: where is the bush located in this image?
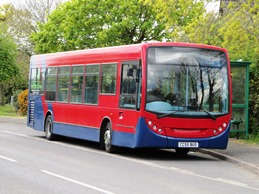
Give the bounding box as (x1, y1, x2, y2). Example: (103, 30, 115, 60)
(17, 89, 28, 116)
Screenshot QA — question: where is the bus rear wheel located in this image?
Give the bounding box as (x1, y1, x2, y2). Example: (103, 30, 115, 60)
(45, 115, 56, 140)
(103, 122, 116, 153)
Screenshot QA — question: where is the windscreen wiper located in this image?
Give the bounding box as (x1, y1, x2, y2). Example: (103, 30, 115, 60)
(157, 109, 216, 120)
(201, 109, 216, 120)
(157, 110, 186, 119)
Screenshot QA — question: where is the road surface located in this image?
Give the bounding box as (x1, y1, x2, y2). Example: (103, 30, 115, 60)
(1, 120, 259, 193)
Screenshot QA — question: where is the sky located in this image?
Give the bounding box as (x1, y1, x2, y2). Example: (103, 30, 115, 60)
(1, 0, 220, 13)
(1, 0, 221, 10)
(0, 0, 14, 6)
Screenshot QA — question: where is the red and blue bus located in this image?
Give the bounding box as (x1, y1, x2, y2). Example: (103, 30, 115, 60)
(27, 42, 232, 154)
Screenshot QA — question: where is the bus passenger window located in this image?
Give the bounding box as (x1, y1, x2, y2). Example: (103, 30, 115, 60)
(30, 68, 44, 94)
(85, 65, 99, 104)
(45, 67, 57, 101)
(57, 66, 70, 103)
(101, 63, 116, 94)
(70, 66, 84, 104)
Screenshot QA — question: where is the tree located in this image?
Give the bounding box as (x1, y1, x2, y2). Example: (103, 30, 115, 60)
(0, 1, 64, 105)
(3, 0, 65, 56)
(31, 0, 168, 53)
(218, 0, 259, 135)
(141, 0, 206, 41)
(174, 0, 259, 135)
(0, 33, 18, 105)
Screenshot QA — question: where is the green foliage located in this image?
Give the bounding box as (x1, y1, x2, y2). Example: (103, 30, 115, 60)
(171, 0, 259, 136)
(141, 0, 205, 41)
(0, 34, 18, 83)
(0, 27, 19, 105)
(1, 6, 29, 107)
(31, 0, 167, 53)
(12, 89, 22, 112)
(249, 64, 259, 134)
(222, 0, 259, 135)
(142, 0, 204, 26)
(247, 133, 259, 144)
(0, 105, 18, 117)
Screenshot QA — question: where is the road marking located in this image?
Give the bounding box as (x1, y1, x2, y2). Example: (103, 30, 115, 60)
(0, 155, 17, 163)
(2, 130, 259, 191)
(41, 170, 116, 194)
(1, 130, 28, 137)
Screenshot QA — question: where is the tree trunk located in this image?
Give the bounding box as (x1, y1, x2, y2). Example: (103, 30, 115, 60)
(0, 83, 4, 106)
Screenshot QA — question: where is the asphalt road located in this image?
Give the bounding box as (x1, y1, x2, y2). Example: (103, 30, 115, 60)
(1, 119, 259, 194)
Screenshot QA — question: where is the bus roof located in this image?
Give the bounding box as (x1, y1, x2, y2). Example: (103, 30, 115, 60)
(30, 42, 227, 68)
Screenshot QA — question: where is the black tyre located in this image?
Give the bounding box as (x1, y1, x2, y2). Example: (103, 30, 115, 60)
(103, 122, 116, 153)
(45, 115, 56, 140)
(175, 148, 190, 155)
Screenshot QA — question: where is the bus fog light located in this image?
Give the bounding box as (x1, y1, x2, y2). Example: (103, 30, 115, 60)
(214, 129, 217, 134)
(148, 121, 152, 126)
(153, 125, 157, 130)
(223, 123, 227, 128)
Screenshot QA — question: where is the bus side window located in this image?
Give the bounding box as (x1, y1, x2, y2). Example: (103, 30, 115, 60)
(84, 65, 99, 104)
(70, 66, 84, 104)
(100, 63, 117, 94)
(30, 68, 45, 95)
(57, 66, 70, 103)
(45, 67, 57, 101)
(120, 61, 138, 108)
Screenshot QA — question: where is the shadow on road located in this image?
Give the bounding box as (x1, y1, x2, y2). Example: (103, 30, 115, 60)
(35, 134, 215, 162)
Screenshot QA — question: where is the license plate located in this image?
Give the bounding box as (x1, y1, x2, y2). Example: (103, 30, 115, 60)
(178, 142, 199, 148)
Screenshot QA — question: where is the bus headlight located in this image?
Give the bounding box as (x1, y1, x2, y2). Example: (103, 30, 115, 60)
(218, 127, 223, 132)
(145, 119, 166, 136)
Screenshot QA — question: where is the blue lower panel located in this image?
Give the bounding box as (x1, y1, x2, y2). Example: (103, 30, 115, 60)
(112, 117, 230, 149)
(112, 132, 135, 148)
(112, 117, 168, 148)
(53, 122, 100, 142)
(167, 126, 230, 149)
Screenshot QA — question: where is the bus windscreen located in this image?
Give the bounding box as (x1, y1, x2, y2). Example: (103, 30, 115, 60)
(146, 47, 229, 117)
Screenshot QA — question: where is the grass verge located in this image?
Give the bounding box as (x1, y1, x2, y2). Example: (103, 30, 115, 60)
(0, 105, 19, 117)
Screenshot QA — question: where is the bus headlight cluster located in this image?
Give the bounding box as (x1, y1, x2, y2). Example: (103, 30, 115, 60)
(145, 119, 165, 136)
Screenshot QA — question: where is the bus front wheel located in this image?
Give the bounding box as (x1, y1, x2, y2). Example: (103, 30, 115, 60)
(45, 115, 56, 140)
(103, 122, 116, 153)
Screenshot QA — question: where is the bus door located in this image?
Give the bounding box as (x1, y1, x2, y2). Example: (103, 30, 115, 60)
(116, 61, 142, 134)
